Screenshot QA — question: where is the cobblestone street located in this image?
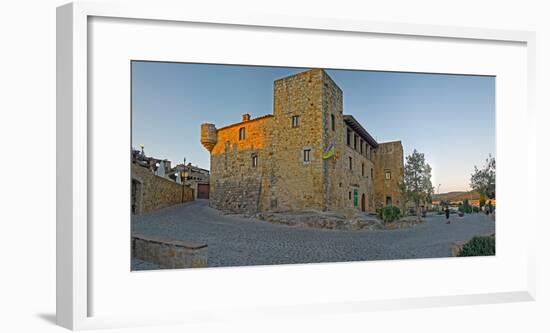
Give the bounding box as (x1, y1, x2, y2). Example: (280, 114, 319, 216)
(131, 200, 495, 269)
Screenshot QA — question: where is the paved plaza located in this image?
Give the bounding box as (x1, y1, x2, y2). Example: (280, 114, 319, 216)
(131, 200, 495, 269)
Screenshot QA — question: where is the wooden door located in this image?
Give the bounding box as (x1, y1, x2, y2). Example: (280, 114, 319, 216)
(197, 183, 210, 199)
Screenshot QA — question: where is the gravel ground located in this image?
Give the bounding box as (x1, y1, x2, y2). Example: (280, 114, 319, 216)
(131, 200, 495, 269)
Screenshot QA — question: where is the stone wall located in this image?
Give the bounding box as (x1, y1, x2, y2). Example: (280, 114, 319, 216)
(132, 233, 207, 269)
(266, 69, 325, 211)
(373, 141, 404, 209)
(322, 74, 376, 213)
(207, 115, 272, 214)
(210, 176, 262, 214)
(131, 163, 194, 214)
(322, 71, 344, 211)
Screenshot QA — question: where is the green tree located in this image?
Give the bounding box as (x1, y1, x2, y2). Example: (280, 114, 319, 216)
(470, 155, 496, 200)
(400, 149, 434, 217)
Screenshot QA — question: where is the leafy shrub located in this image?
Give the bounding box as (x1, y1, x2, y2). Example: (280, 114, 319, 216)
(458, 235, 495, 257)
(458, 205, 472, 214)
(473, 206, 480, 213)
(459, 199, 473, 214)
(377, 205, 402, 223)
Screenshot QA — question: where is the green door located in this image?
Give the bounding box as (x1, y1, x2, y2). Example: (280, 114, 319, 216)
(353, 189, 358, 207)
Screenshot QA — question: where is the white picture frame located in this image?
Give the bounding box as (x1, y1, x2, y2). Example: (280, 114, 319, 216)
(57, 1, 537, 330)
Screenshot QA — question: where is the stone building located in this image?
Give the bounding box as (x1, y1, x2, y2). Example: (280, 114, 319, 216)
(132, 148, 172, 177)
(172, 163, 210, 199)
(200, 69, 404, 214)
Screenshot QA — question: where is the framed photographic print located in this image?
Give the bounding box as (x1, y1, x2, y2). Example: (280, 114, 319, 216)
(57, 1, 537, 330)
(130, 62, 497, 270)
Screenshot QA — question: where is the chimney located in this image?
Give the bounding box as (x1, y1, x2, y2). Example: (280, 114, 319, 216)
(242, 113, 251, 122)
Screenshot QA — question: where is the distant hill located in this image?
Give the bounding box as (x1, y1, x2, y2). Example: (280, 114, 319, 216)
(432, 191, 481, 202)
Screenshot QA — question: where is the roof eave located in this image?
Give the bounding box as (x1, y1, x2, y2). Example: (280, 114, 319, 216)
(343, 115, 379, 148)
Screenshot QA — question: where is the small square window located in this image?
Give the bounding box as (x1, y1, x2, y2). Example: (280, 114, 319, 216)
(291, 115, 300, 128)
(303, 149, 311, 162)
(385, 170, 391, 180)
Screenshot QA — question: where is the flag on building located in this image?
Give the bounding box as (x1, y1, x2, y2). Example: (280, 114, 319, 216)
(322, 141, 335, 159)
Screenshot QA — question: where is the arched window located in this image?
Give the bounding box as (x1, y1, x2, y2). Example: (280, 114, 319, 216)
(239, 127, 246, 140)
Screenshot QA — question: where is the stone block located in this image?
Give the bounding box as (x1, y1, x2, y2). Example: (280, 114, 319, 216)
(132, 234, 208, 269)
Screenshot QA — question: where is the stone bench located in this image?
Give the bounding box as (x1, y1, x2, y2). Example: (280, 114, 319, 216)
(132, 234, 208, 269)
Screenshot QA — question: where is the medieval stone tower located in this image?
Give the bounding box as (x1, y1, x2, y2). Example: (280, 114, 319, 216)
(201, 69, 404, 214)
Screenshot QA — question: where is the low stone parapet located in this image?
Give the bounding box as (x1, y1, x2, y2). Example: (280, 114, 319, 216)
(384, 216, 424, 230)
(132, 234, 207, 269)
(255, 210, 424, 231)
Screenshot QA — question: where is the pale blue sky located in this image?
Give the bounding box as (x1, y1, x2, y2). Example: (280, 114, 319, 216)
(131, 62, 495, 193)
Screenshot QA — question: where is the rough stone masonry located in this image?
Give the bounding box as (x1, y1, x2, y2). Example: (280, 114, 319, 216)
(200, 69, 404, 215)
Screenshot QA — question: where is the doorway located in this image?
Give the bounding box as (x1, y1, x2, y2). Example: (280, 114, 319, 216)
(197, 183, 210, 199)
(131, 178, 143, 214)
(361, 193, 366, 212)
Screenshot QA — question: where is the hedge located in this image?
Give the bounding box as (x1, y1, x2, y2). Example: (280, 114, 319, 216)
(458, 235, 495, 256)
